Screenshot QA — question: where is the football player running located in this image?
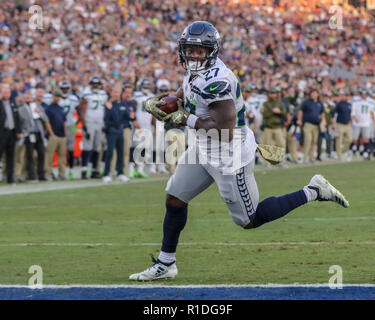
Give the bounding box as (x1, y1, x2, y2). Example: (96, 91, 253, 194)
(59, 81, 80, 179)
(129, 21, 349, 281)
(78, 76, 108, 179)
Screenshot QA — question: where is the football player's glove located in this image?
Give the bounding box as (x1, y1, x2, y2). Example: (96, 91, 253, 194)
(257, 144, 285, 165)
(144, 94, 168, 121)
(163, 99, 190, 127)
(83, 125, 90, 140)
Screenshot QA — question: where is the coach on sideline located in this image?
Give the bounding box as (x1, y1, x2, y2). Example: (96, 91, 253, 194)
(261, 87, 287, 149)
(44, 90, 67, 181)
(0, 83, 23, 184)
(298, 88, 325, 163)
(121, 84, 137, 176)
(102, 86, 133, 183)
(331, 91, 352, 161)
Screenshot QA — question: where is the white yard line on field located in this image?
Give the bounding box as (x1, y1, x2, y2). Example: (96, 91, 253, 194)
(0, 283, 374, 288)
(0, 240, 375, 247)
(0, 177, 168, 196)
(0, 158, 365, 196)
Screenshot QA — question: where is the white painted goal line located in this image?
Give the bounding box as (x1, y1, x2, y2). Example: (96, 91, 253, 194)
(0, 284, 374, 289)
(1, 240, 375, 247)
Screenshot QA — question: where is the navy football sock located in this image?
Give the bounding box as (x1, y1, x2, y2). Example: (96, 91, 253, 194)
(91, 151, 99, 170)
(161, 204, 188, 253)
(252, 190, 307, 228)
(81, 150, 90, 167)
(68, 151, 74, 169)
(364, 142, 370, 153)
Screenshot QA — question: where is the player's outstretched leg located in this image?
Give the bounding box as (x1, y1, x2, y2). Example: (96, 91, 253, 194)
(129, 195, 186, 281)
(246, 174, 349, 229)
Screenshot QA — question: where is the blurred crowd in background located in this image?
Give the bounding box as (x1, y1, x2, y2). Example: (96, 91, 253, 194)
(0, 0, 375, 185)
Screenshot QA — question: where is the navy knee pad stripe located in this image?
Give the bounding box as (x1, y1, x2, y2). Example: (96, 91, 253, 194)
(236, 167, 255, 220)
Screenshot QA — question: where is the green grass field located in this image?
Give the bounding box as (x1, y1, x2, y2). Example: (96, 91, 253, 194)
(0, 161, 374, 285)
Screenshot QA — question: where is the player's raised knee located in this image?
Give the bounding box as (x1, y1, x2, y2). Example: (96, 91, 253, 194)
(166, 194, 188, 207)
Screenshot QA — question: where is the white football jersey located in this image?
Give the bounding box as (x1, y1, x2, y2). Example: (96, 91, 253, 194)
(133, 91, 154, 131)
(351, 98, 375, 127)
(59, 94, 80, 126)
(182, 58, 257, 174)
(245, 94, 266, 126)
(82, 88, 107, 124)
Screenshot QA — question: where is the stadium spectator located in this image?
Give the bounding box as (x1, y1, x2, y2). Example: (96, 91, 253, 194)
(298, 89, 325, 163)
(0, 83, 23, 184)
(44, 90, 67, 181)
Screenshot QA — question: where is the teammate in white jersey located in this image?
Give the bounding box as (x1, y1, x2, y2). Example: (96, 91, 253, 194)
(129, 21, 349, 281)
(350, 88, 375, 160)
(154, 83, 171, 174)
(59, 81, 80, 179)
(78, 76, 107, 179)
(243, 82, 265, 143)
(129, 78, 154, 178)
(368, 89, 375, 158)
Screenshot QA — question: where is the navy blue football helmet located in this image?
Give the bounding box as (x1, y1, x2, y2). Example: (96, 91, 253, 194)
(358, 87, 368, 95)
(137, 77, 152, 94)
(178, 21, 220, 75)
(89, 76, 102, 92)
(59, 81, 71, 97)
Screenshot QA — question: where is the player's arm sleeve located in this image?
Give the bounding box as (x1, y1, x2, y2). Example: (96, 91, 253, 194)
(199, 78, 232, 106)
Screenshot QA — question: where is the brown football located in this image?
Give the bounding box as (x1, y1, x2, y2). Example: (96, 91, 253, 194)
(159, 95, 179, 114)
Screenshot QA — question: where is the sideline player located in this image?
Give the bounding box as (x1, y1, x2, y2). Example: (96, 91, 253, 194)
(78, 76, 107, 179)
(129, 78, 154, 178)
(350, 88, 375, 160)
(59, 81, 80, 179)
(243, 82, 265, 144)
(129, 21, 349, 281)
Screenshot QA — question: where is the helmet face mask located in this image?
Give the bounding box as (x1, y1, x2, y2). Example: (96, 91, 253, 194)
(89, 76, 102, 93)
(59, 81, 71, 98)
(182, 45, 211, 74)
(178, 21, 220, 75)
(139, 78, 152, 95)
